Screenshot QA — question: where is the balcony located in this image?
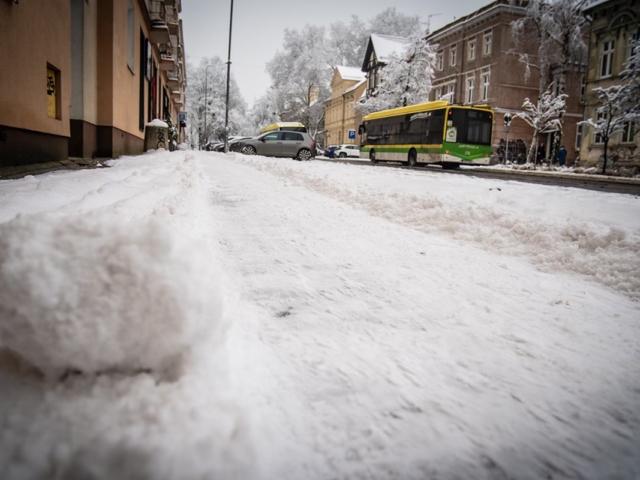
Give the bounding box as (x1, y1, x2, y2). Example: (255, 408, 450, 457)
(158, 43, 175, 70)
(166, 63, 182, 87)
(148, 1, 170, 44)
(166, 6, 179, 34)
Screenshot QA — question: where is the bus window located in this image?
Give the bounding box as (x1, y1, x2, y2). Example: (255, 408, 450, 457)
(426, 109, 445, 144)
(447, 108, 492, 145)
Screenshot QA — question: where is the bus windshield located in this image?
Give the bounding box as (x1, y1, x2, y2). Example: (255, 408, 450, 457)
(447, 108, 492, 146)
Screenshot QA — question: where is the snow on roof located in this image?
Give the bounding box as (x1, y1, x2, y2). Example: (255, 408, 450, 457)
(582, 0, 612, 10)
(370, 34, 409, 63)
(336, 66, 365, 82)
(344, 78, 366, 95)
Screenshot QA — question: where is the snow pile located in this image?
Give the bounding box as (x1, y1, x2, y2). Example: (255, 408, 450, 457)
(0, 153, 225, 379)
(0, 213, 223, 379)
(234, 155, 640, 300)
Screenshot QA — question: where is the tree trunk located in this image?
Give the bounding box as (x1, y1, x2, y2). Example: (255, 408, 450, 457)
(527, 130, 539, 167)
(602, 138, 609, 175)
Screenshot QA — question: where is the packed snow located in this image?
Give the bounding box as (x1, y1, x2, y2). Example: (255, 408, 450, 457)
(0, 150, 639, 479)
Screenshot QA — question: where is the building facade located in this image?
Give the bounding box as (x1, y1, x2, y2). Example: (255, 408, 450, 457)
(0, 0, 187, 168)
(427, 0, 585, 164)
(361, 34, 408, 98)
(580, 0, 640, 170)
(324, 67, 366, 146)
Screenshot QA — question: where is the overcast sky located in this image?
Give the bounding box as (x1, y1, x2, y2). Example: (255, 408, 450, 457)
(180, 0, 487, 107)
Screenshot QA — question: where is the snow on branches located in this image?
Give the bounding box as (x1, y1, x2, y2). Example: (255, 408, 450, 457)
(357, 34, 437, 114)
(516, 88, 567, 164)
(580, 40, 640, 173)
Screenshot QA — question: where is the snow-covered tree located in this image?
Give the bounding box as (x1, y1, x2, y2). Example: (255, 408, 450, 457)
(515, 88, 567, 166)
(266, 26, 331, 132)
(258, 8, 424, 139)
(580, 41, 640, 174)
(185, 57, 248, 148)
(357, 33, 436, 114)
(328, 8, 423, 68)
(580, 86, 632, 173)
(511, 0, 588, 151)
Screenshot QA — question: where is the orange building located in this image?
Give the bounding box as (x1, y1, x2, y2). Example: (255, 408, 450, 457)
(0, 0, 187, 167)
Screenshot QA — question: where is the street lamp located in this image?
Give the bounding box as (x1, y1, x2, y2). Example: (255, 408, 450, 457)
(203, 64, 215, 149)
(224, 0, 234, 153)
(504, 112, 512, 164)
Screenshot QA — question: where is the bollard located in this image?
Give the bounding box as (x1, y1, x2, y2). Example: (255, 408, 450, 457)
(144, 119, 170, 152)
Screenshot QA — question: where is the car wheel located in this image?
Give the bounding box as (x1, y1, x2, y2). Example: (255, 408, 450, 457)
(369, 149, 378, 164)
(242, 145, 256, 155)
(339, 152, 347, 158)
(408, 149, 417, 167)
(297, 148, 312, 161)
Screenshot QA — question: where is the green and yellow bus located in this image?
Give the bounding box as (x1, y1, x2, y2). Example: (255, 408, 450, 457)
(359, 101, 494, 169)
(259, 122, 307, 134)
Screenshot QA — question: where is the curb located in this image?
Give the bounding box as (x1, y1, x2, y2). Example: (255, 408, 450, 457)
(0, 159, 105, 180)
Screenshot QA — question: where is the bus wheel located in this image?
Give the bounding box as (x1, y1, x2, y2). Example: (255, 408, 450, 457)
(369, 150, 378, 164)
(442, 162, 460, 170)
(408, 150, 417, 167)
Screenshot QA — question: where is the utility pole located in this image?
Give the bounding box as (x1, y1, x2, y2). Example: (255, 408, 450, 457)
(203, 64, 214, 149)
(426, 13, 441, 36)
(504, 113, 512, 164)
(224, 0, 234, 153)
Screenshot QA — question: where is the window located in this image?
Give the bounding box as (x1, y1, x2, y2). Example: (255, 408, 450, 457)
(437, 52, 443, 70)
(264, 132, 280, 141)
(469, 41, 476, 61)
(447, 84, 456, 104)
(594, 111, 605, 144)
(127, 0, 135, 71)
(627, 33, 639, 70)
(467, 77, 475, 103)
(283, 132, 303, 141)
(553, 75, 561, 96)
(483, 32, 492, 55)
(621, 122, 635, 143)
(450, 46, 457, 66)
(600, 40, 615, 78)
(435, 86, 442, 100)
(575, 124, 583, 150)
(579, 73, 586, 103)
(481, 74, 490, 101)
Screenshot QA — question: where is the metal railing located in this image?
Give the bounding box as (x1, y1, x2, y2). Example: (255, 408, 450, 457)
(148, 0, 166, 25)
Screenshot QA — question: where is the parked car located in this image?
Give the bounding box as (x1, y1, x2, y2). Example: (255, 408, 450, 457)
(225, 136, 253, 152)
(233, 131, 317, 160)
(334, 144, 360, 158)
(323, 145, 339, 158)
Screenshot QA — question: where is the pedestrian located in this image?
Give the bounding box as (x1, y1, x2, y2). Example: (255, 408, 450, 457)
(536, 143, 545, 165)
(557, 145, 567, 167)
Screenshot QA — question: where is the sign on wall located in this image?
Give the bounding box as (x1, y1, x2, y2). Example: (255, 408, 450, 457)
(47, 69, 56, 119)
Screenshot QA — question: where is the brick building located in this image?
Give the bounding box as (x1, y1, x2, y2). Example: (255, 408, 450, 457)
(426, 0, 585, 164)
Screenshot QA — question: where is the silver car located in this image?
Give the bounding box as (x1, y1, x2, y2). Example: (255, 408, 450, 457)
(235, 131, 317, 161)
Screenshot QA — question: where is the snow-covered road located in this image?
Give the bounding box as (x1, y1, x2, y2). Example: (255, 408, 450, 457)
(0, 150, 639, 479)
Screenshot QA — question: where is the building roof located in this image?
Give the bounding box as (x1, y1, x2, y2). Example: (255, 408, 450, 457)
(370, 34, 408, 63)
(336, 66, 366, 82)
(427, 0, 526, 41)
(361, 34, 409, 72)
(344, 79, 366, 95)
(582, 0, 612, 11)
